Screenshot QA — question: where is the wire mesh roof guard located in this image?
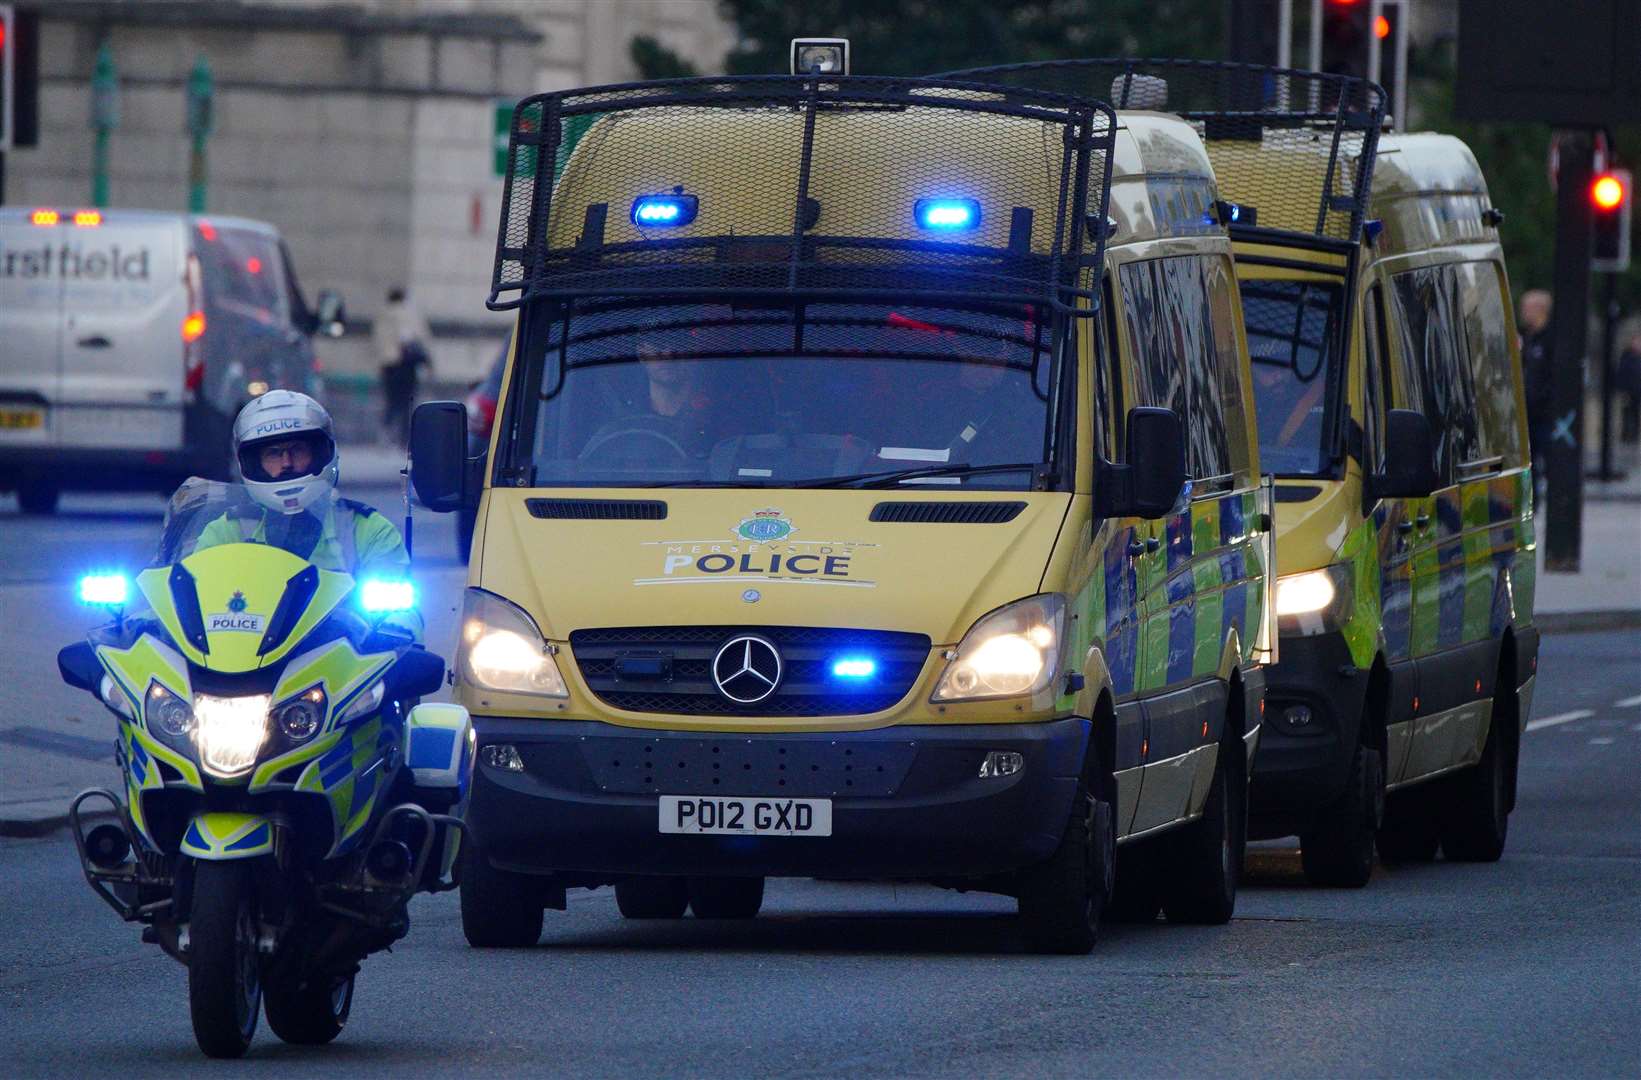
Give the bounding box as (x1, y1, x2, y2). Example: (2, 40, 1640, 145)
(485, 75, 1118, 315)
(937, 59, 1387, 247)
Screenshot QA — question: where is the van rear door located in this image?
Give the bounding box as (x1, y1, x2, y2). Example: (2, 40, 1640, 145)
(56, 215, 187, 452)
(0, 212, 67, 450)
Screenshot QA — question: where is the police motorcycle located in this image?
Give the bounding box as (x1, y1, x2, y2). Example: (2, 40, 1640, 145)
(57, 479, 473, 1058)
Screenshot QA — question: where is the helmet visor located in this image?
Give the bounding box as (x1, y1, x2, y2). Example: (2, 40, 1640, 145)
(239, 430, 334, 484)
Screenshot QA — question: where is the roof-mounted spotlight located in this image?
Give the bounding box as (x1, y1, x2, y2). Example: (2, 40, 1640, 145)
(790, 37, 850, 76)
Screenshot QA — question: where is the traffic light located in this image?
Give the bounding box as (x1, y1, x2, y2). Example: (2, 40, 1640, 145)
(1591, 168, 1632, 273)
(1375, 1, 1404, 124)
(0, 3, 37, 153)
(1321, 0, 1371, 81)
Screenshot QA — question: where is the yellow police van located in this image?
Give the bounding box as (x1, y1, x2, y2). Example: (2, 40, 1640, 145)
(948, 60, 1537, 886)
(411, 61, 1273, 953)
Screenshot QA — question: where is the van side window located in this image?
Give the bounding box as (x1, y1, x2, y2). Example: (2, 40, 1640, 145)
(1454, 261, 1524, 468)
(1388, 265, 1474, 484)
(1118, 255, 1232, 480)
(1205, 257, 1255, 479)
(1095, 275, 1122, 460)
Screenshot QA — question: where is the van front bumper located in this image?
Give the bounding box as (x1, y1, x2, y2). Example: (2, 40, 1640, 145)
(1249, 630, 1369, 834)
(467, 716, 1089, 881)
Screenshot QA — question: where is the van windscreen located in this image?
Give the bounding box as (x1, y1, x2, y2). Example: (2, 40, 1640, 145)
(193, 224, 286, 323)
(1242, 279, 1343, 476)
(500, 302, 1055, 490)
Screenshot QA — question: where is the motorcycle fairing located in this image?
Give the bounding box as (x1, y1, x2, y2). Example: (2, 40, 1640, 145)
(135, 543, 355, 673)
(180, 812, 275, 860)
(287, 716, 394, 858)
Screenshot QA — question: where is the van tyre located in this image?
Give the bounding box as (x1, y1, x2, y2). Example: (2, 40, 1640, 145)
(616, 877, 690, 919)
(187, 860, 262, 1059)
(1161, 730, 1245, 925)
(17, 480, 58, 515)
(264, 973, 353, 1045)
(687, 876, 765, 919)
(1378, 788, 1440, 864)
(1438, 689, 1516, 862)
(459, 846, 544, 947)
(1299, 743, 1383, 888)
(1017, 775, 1115, 954)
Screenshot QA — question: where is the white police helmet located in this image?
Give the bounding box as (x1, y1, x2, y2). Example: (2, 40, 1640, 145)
(231, 390, 338, 515)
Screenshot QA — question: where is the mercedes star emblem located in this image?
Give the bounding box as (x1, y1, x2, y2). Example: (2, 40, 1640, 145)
(711, 634, 783, 704)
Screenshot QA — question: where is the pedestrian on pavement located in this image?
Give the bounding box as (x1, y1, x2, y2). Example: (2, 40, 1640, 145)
(1518, 288, 1553, 480)
(373, 285, 432, 446)
(1617, 328, 1641, 445)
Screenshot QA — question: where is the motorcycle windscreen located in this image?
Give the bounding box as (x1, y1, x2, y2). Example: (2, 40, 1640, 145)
(137, 542, 354, 672)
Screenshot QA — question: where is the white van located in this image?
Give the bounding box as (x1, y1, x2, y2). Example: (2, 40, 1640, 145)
(0, 208, 343, 512)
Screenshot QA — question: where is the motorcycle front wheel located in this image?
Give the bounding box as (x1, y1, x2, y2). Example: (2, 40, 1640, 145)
(188, 860, 263, 1058)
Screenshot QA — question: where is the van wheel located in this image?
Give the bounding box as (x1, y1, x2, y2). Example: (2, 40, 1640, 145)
(687, 877, 764, 919)
(1161, 730, 1245, 925)
(616, 877, 689, 919)
(459, 846, 544, 947)
(1438, 689, 1516, 862)
(1378, 789, 1440, 864)
(1299, 743, 1383, 888)
(1017, 773, 1115, 954)
(17, 480, 58, 515)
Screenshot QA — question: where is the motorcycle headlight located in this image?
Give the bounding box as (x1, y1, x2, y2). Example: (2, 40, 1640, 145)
(931, 594, 1066, 703)
(335, 679, 385, 725)
(272, 685, 327, 741)
(457, 589, 567, 698)
(144, 681, 193, 736)
(194, 694, 271, 777)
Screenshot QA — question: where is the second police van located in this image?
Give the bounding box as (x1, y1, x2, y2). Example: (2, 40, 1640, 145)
(948, 59, 1538, 887)
(411, 46, 1275, 953)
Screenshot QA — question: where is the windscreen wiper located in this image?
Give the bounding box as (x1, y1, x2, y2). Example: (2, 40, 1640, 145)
(790, 462, 1045, 489)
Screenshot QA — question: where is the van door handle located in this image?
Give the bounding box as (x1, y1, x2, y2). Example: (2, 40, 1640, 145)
(76, 335, 112, 349)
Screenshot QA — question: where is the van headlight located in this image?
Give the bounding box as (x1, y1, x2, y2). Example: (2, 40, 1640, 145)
(931, 594, 1066, 703)
(194, 694, 271, 777)
(458, 589, 568, 698)
(1275, 565, 1353, 625)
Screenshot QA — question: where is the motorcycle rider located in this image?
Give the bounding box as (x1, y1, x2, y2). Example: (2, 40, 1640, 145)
(193, 390, 422, 638)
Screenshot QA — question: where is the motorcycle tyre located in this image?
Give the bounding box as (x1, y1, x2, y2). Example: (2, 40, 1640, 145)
(188, 860, 262, 1059)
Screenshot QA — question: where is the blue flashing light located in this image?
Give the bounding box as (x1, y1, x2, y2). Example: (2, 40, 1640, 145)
(79, 574, 129, 606)
(359, 579, 417, 614)
(631, 193, 699, 227)
(914, 198, 980, 231)
(831, 657, 877, 679)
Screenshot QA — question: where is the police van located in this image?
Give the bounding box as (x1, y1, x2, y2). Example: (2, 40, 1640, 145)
(951, 60, 1538, 886)
(411, 56, 1273, 952)
(0, 208, 343, 512)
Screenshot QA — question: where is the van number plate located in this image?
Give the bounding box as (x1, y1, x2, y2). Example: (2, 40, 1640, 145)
(658, 796, 831, 837)
(0, 408, 44, 430)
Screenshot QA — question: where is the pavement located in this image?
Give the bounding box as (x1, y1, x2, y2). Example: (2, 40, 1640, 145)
(1, 628, 1636, 1075)
(0, 445, 1636, 839)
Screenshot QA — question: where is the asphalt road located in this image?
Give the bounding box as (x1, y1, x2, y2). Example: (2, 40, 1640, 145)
(1, 491, 1638, 1076)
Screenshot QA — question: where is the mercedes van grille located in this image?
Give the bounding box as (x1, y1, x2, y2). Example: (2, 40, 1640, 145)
(569, 626, 932, 717)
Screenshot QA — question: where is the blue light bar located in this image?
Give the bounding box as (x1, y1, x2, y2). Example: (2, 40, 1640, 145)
(832, 657, 877, 679)
(631, 193, 699, 227)
(913, 198, 980, 231)
(79, 574, 129, 606)
(360, 579, 417, 613)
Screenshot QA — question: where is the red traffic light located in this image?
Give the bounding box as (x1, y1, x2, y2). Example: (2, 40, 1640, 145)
(1592, 173, 1626, 211)
(1375, 14, 1391, 38)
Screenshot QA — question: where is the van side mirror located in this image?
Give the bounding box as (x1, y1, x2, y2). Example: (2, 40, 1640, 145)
(314, 290, 346, 338)
(410, 401, 471, 513)
(1095, 406, 1187, 520)
(1368, 409, 1439, 499)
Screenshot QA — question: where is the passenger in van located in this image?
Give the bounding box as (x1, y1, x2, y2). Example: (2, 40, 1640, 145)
(1518, 288, 1553, 472)
(191, 390, 421, 638)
